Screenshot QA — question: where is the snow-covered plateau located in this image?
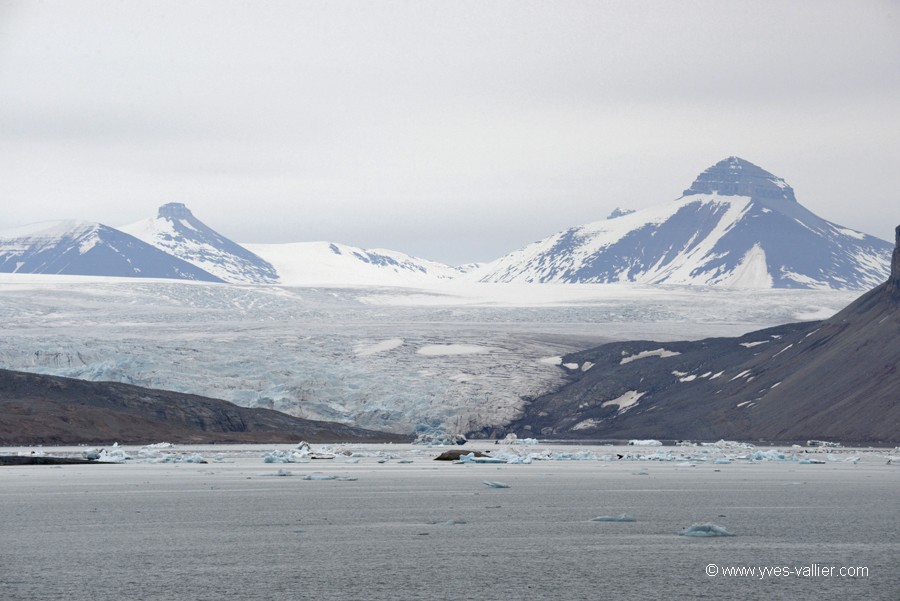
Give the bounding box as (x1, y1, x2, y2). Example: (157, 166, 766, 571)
(0, 275, 861, 435)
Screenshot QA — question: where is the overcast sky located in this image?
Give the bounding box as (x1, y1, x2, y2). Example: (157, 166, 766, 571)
(1, 1, 898, 265)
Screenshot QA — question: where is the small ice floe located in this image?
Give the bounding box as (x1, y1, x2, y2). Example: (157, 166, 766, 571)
(713, 440, 755, 449)
(82, 447, 132, 463)
(591, 514, 637, 523)
(713, 459, 731, 465)
(431, 519, 467, 526)
(459, 452, 506, 464)
(483, 481, 510, 488)
(99, 448, 131, 463)
(628, 439, 662, 446)
(749, 450, 786, 461)
(263, 450, 310, 463)
(798, 458, 826, 464)
(397, 459, 414, 464)
(301, 474, 358, 481)
(632, 470, 650, 476)
(680, 523, 735, 537)
(554, 450, 602, 461)
(498, 433, 539, 445)
(155, 453, 207, 464)
(832, 456, 860, 464)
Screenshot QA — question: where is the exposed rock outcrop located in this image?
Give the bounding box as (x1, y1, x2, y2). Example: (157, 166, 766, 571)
(0, 369, 409, 445)
(683, 156, 797, 201)
(504, 225, 900, 444)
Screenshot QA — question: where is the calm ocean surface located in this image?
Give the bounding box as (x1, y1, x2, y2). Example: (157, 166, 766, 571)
(1, 444, 897, 600)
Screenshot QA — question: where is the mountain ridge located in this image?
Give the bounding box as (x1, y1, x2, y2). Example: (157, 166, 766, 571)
(498, 224, 900, 443)
(0, 220, 223, 282)
(1, 157, 892, 289)
(470, 157, 891, 290)
(121, 202, 279, 284)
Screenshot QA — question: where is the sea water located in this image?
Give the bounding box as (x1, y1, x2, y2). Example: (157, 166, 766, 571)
(0, 443, 897, 600)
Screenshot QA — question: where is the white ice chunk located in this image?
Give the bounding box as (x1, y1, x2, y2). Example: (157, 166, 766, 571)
(483, 481, 510, 488)
(628, 439, 662, 446)
(459, 452, 506, 464)
(749, 450, 786, 461)
(680, 523, 735, 537)
(590, 514, 637, 522)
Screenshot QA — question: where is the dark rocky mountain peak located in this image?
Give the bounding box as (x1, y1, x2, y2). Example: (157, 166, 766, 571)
(889, 225, 900, 302)
(158, 202, 194, 220)
(683, 156, 797, 202)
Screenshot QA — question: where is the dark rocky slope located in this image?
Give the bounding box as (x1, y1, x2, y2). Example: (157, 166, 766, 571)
(0, 369, 408, 445)
(501, 225, 900, 444)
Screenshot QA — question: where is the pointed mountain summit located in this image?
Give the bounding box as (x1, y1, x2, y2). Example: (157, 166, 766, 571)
(472, 157, 891, 289)
(0, 220, 222, 281)
(121, 203, 278, 284)
(682, 156, 796, 202)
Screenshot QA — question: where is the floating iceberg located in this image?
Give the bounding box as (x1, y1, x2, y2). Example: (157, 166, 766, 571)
(749, 449, 786, 461)
(301, 474, 358, 481)
(553, 450, 603, 461)
(81, 447, 132, 463)
(154, 453, 206, 464)
(628, 439, 662, 446)
(459, 452, 507, 464)
(591, 514, 636, 522)
(499, 433, 539, 445)
(263, 450, 301, 463)
(680, 523, 735, 537)
(483, 481, 510, 488)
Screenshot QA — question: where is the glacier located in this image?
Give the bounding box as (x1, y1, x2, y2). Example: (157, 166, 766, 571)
(0, 274, 860, 435)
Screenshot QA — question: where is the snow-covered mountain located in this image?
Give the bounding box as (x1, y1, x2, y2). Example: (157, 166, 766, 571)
(244, 241, 461, 287)
(471, 157, 892, 290)
(121, 203, 278, 284)
(0, 220, 222, 281)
